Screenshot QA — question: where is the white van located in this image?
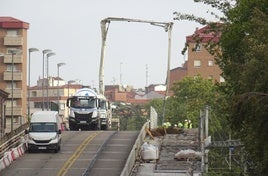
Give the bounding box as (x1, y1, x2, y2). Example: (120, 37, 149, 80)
(25, 111, 62, 153)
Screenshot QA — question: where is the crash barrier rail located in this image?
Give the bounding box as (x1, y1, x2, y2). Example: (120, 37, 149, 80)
(0, 122, 29, 159)
(120, 121, 149, 176)
(0, 142, 27, 171)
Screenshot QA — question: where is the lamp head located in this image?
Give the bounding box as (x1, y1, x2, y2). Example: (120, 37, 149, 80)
(42, 49, 52, 54)
(29, 48, 39, 53)
(47, 52, 56, 58)
(57, 62, 66, 67)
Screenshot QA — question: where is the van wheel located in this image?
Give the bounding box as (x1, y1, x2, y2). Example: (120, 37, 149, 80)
(54, 147, 59, 153)
(56, 144, 61, 153)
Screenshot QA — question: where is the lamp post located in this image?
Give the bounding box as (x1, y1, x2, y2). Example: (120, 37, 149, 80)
(10, 49, 20, 131)
(46, 52, 56, 110)
(42, 49, 52, 111)
(28, 48, 39, 120)
(57, 62, 66, 107)
(0, 53, 4, 134)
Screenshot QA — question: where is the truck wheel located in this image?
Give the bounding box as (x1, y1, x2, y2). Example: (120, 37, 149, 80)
(97, 119, 101, 130)
(69, 124, 77, 131)
(101, 124, 107, 130)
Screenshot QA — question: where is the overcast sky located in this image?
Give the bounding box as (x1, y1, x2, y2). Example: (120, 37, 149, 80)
(0, 0, 217, 89)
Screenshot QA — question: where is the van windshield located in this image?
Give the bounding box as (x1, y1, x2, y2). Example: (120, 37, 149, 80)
(30, 123, 57, 132)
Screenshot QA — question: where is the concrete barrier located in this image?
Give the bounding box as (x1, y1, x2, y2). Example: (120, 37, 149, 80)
(0, 143, 26, 171)
(120, 122, 149, 176)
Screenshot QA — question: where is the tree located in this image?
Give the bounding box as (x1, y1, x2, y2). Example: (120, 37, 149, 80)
(174, 0, 268, 174)
(171, 76, 227, 135)
(218, 1, 268, 174)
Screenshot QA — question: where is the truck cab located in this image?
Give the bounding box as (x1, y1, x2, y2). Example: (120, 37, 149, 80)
(66, 88, 111, 130)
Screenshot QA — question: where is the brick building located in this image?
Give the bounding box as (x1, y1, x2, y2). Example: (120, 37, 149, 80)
(186, 25, 224, 83)
(0, 89, 9, 136)
(0, 17, 29, 132)
(169, 24, 224, 94)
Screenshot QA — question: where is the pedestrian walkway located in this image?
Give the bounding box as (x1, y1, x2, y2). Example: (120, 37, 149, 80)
(132, 128, 202, 176)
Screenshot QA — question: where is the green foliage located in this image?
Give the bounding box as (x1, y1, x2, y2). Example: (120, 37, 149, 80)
(220, 0, 268, 94)
(174, 0, 268, 174)
(172, 76, 216, 126)
(112, 102, 147, 130)
(218, 0, 268, 174)
(231, 93, 268, 175)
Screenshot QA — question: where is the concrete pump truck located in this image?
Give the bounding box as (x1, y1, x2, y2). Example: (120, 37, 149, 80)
(66, 88, 111, 130)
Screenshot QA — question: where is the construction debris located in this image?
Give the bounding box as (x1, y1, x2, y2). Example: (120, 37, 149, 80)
(174, 149, 202, 161)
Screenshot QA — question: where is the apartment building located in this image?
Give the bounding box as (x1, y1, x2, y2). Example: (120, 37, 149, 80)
(0, 17, 29, 132)
(0, 89, 9, 137)
(29, 77, 83, 120)
(186, 25, 224, 83)
(169, 24, 224, 94)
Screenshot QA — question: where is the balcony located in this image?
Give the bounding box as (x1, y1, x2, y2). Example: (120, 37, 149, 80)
(3, 71, 23, 81)
(4, 36, 23, 46)
(5, 106, 22, 116)
(4, 54, 23, 63)
(5, 88, 23, 98)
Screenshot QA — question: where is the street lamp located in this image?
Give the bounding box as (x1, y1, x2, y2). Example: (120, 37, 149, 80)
(46, 52, 56, 110)
(10, 49, 20, 131)
(57, 62, 66, 107)
(42, 49, 52, 111)
(28, 48, 39, 120)
(0, 53, 4, 134)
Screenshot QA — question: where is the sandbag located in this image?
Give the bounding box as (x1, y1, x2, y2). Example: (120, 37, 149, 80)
(141, 142, 159, 160)
(174, 149, 202, 160)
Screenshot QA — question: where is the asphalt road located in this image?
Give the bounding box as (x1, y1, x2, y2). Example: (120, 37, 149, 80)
(0, 130, 139, 176)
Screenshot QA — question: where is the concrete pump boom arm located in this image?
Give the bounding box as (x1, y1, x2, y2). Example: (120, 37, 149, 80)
(98, 17, 173, 96)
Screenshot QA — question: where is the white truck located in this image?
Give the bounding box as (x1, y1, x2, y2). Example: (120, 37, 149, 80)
(25, 111, 62, 153)
(66, 88, 111, 130)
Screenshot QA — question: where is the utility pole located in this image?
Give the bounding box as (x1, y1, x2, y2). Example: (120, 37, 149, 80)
(145, 64, 148, 87)
(205, 105, 209, 172)
(200, 106, 210, 174)
(200, 110, 205, 174)
(120, 62, 123, 85)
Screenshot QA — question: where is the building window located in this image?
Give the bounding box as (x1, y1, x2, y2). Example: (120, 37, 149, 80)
(208, 75, 213, 80)
(6, 100, 17, 106)
(32, 91, 37, 97)
(195, 43, 201, 51)
(220, 76, 225, 83)
(7, 30, 18, 36)
(6, 64, 17, 71)
(208, 60, 214, 66)
(194, 60, 201, 68)
(6, 82, 16, 89)
(7, 48, 18, 54)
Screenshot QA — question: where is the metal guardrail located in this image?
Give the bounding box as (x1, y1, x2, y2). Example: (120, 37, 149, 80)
(210, 140, 244, 148)
(0, 122, 29, 158)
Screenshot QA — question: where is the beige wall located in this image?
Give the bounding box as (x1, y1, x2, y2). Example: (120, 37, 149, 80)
(0, 26, 28, 132)
(187, 43, 222, 82)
